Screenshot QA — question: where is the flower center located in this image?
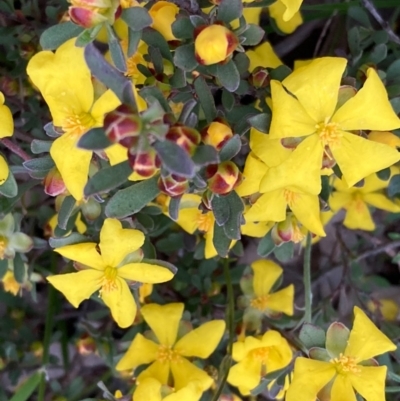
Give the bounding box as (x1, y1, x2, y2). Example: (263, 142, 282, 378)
(315, 119, 342, 149)
(197, 211, 213, 232)
(283, 189, 299, 208)
(251, 346, 270, 363)
(0, 236, 8, 259)
(62, 111, 95, 138)
(330, 353, 361, 375)
(156, 345, 181, 363)
(250, 295, 270, 311)
(350, 193, 364, 212)
(99, 266, 118, 296)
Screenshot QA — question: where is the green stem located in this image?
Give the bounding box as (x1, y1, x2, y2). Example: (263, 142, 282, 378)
(223, 258, 234, 355)
(303, 232, 313, 324)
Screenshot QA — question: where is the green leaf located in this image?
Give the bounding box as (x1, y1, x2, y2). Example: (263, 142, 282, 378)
(219, 134, 241, 161)
(269, 65, 292, 81)
(40, 22, 83, 50)
(57, 196, 76, 230)
(105, 175, 160, 218)
(223, 191, 244, 240)
(168, 196, 181, 221)
(192, 145, 219, 167)
(49, 233, 90, 248)
(106, 24, 127, 72)
(0, 259, 7, 279)
(213, 222, 232, 257)
(154, 141, 195, 178)
(274, 241, 294, 262)
(388, 174, 400, 197)
(140, 86, 172, 113)
(320, 175, 331, 203)
(127, 28, 142, 57)
(142, 27, 172, 61)
(299, 323, 326, 349)
(13, 253, 26, 284)
(44, 122, 61, 138)
(0, 170, 18, 198)
(78, 127, 113, 150)
(222, 89, 235, 111)
(170, 67, 186, 88)
(172, 16, 194, 40)
(377, 167, 391, 181)
(387, 59, 400, 82)
(31, 140, 52, 154)
(173, 43, 198, 72)
(148, 46, 164, 74)
(23, 156, 54, 173)
(0, 181, 37, 217)
(369, 43, 387, 64)
(257, 230, 276, 257)
(250, 366, 288, 396)
(84, 160, 132, 197)
(217, 60, 240, 92)
(211, 196, 230, 226)
(178, 99, 197, 124)
(141, 258, 177, 275)
(9, 371, 41, 401)
(75, 24, 102, 47)
(248, 113, 271, 133)
(241, 24, 264, 46)
(121, 7, 152, 31)
(194, 76, 217, 123)
(84, 44, 137, 108)
(218, 0, 243, 23)
(348, 26, 363, 61)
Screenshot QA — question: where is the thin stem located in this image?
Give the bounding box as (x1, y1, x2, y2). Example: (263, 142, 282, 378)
(303, 232, 313, 324)
(223, 258, 234, 355)
(1, 137, 31, 161)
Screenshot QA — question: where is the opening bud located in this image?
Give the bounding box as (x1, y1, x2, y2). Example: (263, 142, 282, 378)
(249, 67, 270, 88)
(128, 147, 160, 178)
(43, 167, 67, 197)
(158, 174, 189, 197)
(166, 125, 201, 155)
(201, 120, 233, 150)
(206, 161, 242, 195)
(271, 214, 307, 246)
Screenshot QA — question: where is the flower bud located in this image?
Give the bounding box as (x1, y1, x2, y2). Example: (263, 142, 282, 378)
(149, 1, 179, 41)
(128, 147, 160, 178)
(80, 197, 102, 221)
(158, 174, 189, 197)
(76, 334, 96, 355)
(271, 214, 307, 246)
(44, 167, 67, 197)
(166, 125, 201, 155)
(206, 161, 242, 195)
(249, 67, 270, 88)
(194, 25, 238, 66)
(68, 0, 121, 29)
(201, 120, 233, 150)
(104, 105, 142, 148)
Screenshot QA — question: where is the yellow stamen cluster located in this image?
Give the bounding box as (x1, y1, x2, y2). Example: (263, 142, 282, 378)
(330, 353, 361, 374)
(250, 295, 270, 311)
(99, 266, 118, 295)
(156, 345, 181, 363)
(315, 119, 342, 148)
(350, 193, 364, 213)
(252, 346, 270, 363)
(283, 189, 299, 207)
(62, 110, 95, 137)
(197, 212, 213, 232)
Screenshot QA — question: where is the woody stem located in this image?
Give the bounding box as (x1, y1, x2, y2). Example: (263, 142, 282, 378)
(303, 232, 313, 324)
(1, 137, 31, 161)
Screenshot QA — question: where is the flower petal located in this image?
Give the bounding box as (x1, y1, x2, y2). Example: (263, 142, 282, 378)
(50, 134, 92, 201)
(330, 374, 357, 401)
(332, 131, 400, 188)
(332, 68, 400, 131)
(285, 358, 336, 401)
(91, 89, 121, 123)
(235, 152, 266, 197)
(174, 320, 225, 358)
(269, 80, 317, 139)
(0, 99, 13, 138)
(164, 381, 203, 401)
(54, 242, 104, 270)
(171, 357, 213, 391)
(363, 193, 400, 212)
(266, 285, 294, 315)
(269, 1, 303, 34)
(138, 360, 171, 385)
(0, 154, 9, 184)
(227, 355, 262, 392)
(329, 191, 352, 212)
(280, 0, 303, 21)
(99, 218, 145, 267)
(133, 378, 162, 401)
(141, 303, 184, 346)
(116, 333, 158, 371)
(0, 214, 15, 236)
(251, 259, 283, 297)
(118, 262, 174, 284)
(283, 57, 347, 123)
(244, 190, 287, 223)
(8, 232, 33, 253)
(246, 42, 282, 71)
(47, 269, 102, 308)
(343, 200, 375, 231)
(349, 365, 387, 401)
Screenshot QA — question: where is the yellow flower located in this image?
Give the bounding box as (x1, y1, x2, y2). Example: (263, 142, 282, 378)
(246, 42, 282, 72)
(329, 171, 400, 231)
(116, 303, 225, 391)
(0, 91, 13, 138)
(27, 38, 121, 200)
(368, 130, 400, 148)
(2, 270, 21, 295)
(0, 154, 9, 186)
(227, 330, 293, 395)
(149, 1, 179, 41)
(368, 298, 399, 322)
(271, 0, 303, 22)
(268, 0, 303, 34)
(286, 306, 397, 401)
(195, 25, 238, 66)
(46, 212, 87, 237)
(264, 58, 400, 194)
(133, 377, 203, 401)
(47, 218, 175, 328)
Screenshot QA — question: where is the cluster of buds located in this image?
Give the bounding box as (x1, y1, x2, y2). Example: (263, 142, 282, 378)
(68, 0, 121, 29)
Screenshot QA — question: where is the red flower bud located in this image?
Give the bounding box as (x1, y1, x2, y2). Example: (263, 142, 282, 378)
(201, 120, 233, 150)
(206, 161, 242, 195)
(158, 174, 189, 197)
(43, 167, 67, 197)
(104, 105, 142, 148)
(128, 148, 160, 178)
(166, 125, 201, 155)
(271, 214, 307, 245)
(249, 67, 270, 88)
(68, 0, 120, 28)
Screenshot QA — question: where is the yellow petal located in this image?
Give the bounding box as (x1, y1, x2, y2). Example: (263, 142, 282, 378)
(105, 143, 128, 165)
(260, 331, 293, 371)
(101, 277, 137, 328)
(330, 375, 357, 401)
(235, 152, 266, 197)
(138, 360, 171, 385)
(54, 242, 105, 270)
(50, 134, 92, 201)
(244, 190, 287, 223)
(349, 365, 387, 401)
(363, 193, 400, 212)
(332, 68, 400, 131)
(260, 135, 323, 195)
(174, 320, 225, 358)
(246, 42, 282, 72)
(133, 378, 162, 401)
(290, 192, 326, 236)
(344, 306, 396, 361)
(0, 96, 13, 138)
(116, 333, 158, 371)
(117, 262, 174, 283)
(329, 191, 353, 212)
(227, 355, 262, 392)
(242, 7, 263, 25)
(176, 208, 202, 234)
(282, 57, 347, 123)
(171, 358, 213, 391)
(269, 80, 316, 139)
(343, 200, 375, 231)
(0, 154, 9, 184)
(269, 1, 303, 34)
(285, 358, 336, 401)
(99, 218, 144, 267)
(368, 131, 400, 148)
(241, 220, 274, 238)
(47, 269, 102, 308)
(141, 303, 184, 346)
(91, 89, 121, 124)
(164, 381, 203, 401)
(266, 285, 294, 315)
(149, 1, 179, 41)
(331, 131, 400, 188)
(279, 0, 303, 21)
(251, 259, 283, 297)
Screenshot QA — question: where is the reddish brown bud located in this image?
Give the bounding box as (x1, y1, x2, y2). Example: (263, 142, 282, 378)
(43, 167, 67, 197)
(104, 105, 142, 148)
(271, 214, 307, 245)
(158, 174, 189, 197)
(68, 0, 120, 28)
(249, 67, 270, 88)
(206, 161, 242, 195)
(201, 120, 233, 150)
(128, 148, 160, 178)
(166, 125, 201, 155)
